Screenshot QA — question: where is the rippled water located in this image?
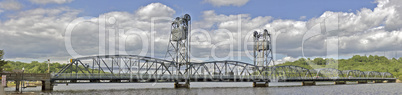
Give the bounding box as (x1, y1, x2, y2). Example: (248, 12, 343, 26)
(5, 82, 402, 95)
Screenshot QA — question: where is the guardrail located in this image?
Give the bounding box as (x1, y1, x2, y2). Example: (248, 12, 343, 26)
(52, 73, 396, 81)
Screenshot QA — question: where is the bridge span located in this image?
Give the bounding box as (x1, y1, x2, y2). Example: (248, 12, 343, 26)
(41, 55, 395, 90)
(1, 55, 396, 91)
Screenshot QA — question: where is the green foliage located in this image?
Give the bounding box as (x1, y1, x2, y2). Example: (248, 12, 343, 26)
(3, 61, 102, 74)
(399, 75, 402, 80)
(278, 55, 402, 79)
(0, 50, 6, 72)
(313, 58, 325, 65)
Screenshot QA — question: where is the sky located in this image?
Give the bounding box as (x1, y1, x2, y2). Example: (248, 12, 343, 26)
(0, 0, 401, 64)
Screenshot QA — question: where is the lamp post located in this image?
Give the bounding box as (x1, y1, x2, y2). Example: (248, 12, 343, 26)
(20, 67, 24, 93)
(48, 59, 50, 73)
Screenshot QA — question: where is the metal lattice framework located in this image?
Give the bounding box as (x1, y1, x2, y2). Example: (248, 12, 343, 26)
(52, 14, 395, 83)
(165, 14, 192, 84)
(271, 66, 313, 80)
(253, 29, 274, 67)
(54, 55, 272, 82)
(314, 68, 343, 78)
(53, 55, 394, 82)
(342, 70, 366, 77)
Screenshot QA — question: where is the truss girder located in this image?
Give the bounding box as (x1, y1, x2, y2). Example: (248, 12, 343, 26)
(54, 55, 394, 81)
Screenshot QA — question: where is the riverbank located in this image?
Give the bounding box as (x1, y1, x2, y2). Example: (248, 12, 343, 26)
(37, 83, 402, 95)
(6, 81, 42, 87)
(0, 83, 5, 95)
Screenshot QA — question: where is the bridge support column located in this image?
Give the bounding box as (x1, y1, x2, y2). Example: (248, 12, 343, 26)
(15, 80, 20, 91)
(90, 80, 100, 83)
(110, 79, 121, 83)
(302, 81, 316, 86)
(174, 81, 190, 88)
(357, 80, 367, 84)
(70, 80, 77, 83)
(253, 82, 269, 87)
(41, 80, 53, 91)
(334, 81, 346, 85)
(130, 79, 138, 82)
(373, 80, 383, 83)
(385, 80, 396, 83)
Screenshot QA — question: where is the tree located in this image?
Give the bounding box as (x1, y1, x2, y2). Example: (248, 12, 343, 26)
(313, 58, 325, 65)
(0, 50, 6, 72)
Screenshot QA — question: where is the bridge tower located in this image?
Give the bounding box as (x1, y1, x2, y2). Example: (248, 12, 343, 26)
(165, 14, 191, 88)
(252, 29, 274, 86)
(253, 29, 274, 67)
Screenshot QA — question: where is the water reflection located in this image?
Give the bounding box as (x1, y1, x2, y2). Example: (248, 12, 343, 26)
(5, 82, 402, 95)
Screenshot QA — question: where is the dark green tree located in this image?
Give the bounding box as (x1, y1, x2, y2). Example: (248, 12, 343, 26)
(0, 50, 6, 72)
(313, 58, 325, 65)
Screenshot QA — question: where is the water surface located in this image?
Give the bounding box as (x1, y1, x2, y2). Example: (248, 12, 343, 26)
(5, 82, 402, 95)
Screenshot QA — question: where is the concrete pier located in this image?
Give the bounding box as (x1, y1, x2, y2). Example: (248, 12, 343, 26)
(357, 80, 367, 84)
(385, 80, 396, 83)
(41, 80, 54, 91)
(373, 80, 383, 83)
(334, 81, 346, 84)
(302, 81, 316, 86)
(174, 81, 190, 88)
(70, 80, 77, 83)
(110, 79, 122, 83)
(253, 82, 269, 87)
(90, 79, 101, 83)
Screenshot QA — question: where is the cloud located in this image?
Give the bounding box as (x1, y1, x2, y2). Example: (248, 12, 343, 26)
(2, 1, 402, 63)
(194, 0, 402, 60)
(29, 0, 73, 5)
(0, 7, 80, 62)
(0, 0, 23, 10)
(135, 3, 175, 20)
(0, 3, 177, 63)
(299, 16, 306, 20)
(204, 0, 249, 7)
(276, 56, 299, 64)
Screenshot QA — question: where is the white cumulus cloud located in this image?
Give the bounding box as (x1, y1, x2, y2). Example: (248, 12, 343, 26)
(2, 1, 402, 63)
(204, 0, 249, 7)
(29, 0, 73, 5)
(135, 3, 175, 20)
(0, 0, 23, 10)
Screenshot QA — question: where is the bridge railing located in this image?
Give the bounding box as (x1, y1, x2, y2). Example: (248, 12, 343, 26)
(52, 73, 271, 81)
(53, 73, 394, 80)
(275, 76, 395, 80)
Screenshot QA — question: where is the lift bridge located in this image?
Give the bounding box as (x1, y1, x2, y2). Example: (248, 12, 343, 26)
(48, 14, 396, 89)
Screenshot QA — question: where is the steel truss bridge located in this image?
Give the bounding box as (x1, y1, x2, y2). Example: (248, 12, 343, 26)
(52, 55, 396, 86)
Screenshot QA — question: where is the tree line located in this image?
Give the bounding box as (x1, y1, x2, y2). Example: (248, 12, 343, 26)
(277, 55, 402, 80)
(0, 53, 401, 80)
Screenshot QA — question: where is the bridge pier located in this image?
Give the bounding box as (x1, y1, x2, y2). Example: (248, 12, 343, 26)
(130, 79, 138, 82)
(302, 81, 316, 86)
(41, 80, 54, 91)
(253, 82, 269, 87)
(15, 80, 20, 91)
(357, 80, 367, 84)
(110, 79, 121, 83)
(385, 80, 396, 83)
(174, 81, 190, 88)
(334, 81, 346, 85)
(90, 80, 100, 83)
(373, 80, 383, 83)
(70, 80, 77, 83)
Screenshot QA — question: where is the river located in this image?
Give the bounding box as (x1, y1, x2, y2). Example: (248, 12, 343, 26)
(4, 82, 402, 95)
